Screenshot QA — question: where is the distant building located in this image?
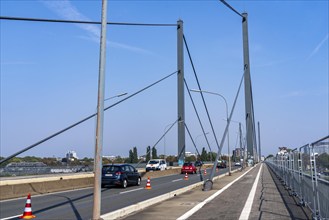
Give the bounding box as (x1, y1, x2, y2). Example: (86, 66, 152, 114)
(66, 150, 78, 161)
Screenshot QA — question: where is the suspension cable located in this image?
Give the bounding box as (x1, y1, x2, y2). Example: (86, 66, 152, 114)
(0, 16, 177, 26)
(183, 35, 220, 151)
(219, 0, 243, 18)
(134, 118, 179, 168)
(184, 122, 202, 159)
(184, 79, 213, 156)
(0, 70, 178, 165)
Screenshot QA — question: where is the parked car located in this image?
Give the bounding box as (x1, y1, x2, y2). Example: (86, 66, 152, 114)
(194, 161, 203, 167)
(101, 164, 141, 188)
(145, 159, 167, 172)
(217, 160, 227, 168)
(181, 162, 197, 174)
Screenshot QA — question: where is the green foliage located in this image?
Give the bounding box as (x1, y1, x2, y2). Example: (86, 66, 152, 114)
(113, 156, 124, 163)
(317, 153, 329, 169)
(207, 152, 217, 161)
(200, 147, 208, 161)
(23, 156, 40, 162)
(133, 147, 138, 163)
(166, 155, 177, 162)
(186, 155, 196, 162)
(0, 157, 23, 167)
(152, 146, 158, 159)
(41, 157, 60, 166)
(129, 149, 134, 163)
(146, 146, 151, 162)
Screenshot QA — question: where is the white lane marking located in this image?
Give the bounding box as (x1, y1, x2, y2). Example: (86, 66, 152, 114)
(119, 188, 143, 194)
(177, 165, 256, 220)
(0, 214, 21, 220)
(172, 179, 183, 182)
(239, 163, 263, 220)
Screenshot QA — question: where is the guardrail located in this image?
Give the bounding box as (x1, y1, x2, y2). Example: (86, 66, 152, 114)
(266, 135, 329, 220)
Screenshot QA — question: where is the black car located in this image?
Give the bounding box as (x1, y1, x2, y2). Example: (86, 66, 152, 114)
(101, 164, 141, 188)
(217, 160, 227, 168)
(194, 161, 203, 167)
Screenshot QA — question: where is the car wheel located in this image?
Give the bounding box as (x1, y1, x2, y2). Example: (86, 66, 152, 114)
(122, 179, 128, 188)
(136, 177, 141, 186)
(101, 184, 105, 188)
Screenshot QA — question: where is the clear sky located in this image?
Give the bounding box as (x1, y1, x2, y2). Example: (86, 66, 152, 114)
(1, 0, 328, 159)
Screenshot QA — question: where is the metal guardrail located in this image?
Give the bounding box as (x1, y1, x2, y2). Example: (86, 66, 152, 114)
(266, 135, 329, 220)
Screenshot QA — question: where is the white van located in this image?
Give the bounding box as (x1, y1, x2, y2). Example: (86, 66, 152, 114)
(145, 159, 167, 172)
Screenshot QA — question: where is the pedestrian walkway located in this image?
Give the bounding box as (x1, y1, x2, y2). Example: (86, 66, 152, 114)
(122, 163, 311, 220)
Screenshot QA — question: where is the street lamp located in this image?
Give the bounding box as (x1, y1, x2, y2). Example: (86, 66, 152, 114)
(190, 89, 231, 176)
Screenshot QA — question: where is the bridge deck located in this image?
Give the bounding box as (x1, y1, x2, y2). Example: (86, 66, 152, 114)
(123, 163, 312, 220)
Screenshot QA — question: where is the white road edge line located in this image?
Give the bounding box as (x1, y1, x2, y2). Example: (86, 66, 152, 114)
(0, 214, 21, 220)
(119, 188, 143, 194)
(239, 163, 263, 220)
(176, 166, 257, 220)
(172, 179, 183, 182)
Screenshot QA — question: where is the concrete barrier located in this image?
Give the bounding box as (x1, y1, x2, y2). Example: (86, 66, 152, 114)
(0, 174, 94, 200)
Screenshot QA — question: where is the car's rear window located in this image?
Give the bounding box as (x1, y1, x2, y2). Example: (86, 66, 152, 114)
(102, 165, 120, 173)
(183, 163, 192, 166)
(148, 160, 159, 164)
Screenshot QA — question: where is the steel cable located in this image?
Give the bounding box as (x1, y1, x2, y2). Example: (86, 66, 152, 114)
(0, 71, 178, 165)
(183, 35, 221, 152)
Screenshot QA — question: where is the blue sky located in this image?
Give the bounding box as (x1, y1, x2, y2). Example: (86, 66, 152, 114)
(1, 0, 328, 159)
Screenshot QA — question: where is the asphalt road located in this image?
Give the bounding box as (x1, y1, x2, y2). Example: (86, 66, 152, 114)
(0, 167, 236, 220)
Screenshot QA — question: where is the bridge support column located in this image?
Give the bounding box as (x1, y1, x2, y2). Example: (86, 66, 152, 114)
(177, 20, 185, 166)
(242, 13, 255, 163)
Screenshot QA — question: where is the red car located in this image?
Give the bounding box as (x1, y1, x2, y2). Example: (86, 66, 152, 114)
(181, 162, 197, 174)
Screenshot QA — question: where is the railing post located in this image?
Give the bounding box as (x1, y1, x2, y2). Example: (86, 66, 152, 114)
(310, 144, 321, 219)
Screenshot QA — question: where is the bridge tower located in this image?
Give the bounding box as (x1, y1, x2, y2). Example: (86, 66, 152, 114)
(242, 13, 257, 163)
(177, 19, 185, 166)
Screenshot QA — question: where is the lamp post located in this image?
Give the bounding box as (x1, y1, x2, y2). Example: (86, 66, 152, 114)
(190, 89, 231, 176)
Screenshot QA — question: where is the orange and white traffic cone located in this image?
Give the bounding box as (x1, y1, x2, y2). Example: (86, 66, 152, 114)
(204, 169, 207, 175)
(145, 177, 151, 189)
(184, 172, 189, 180)
(19, 193, 36, 219)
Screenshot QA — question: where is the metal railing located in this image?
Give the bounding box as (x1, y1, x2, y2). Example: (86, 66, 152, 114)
(266, 135, 329, 220)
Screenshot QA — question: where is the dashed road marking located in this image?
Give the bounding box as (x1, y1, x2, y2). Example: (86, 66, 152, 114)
(119, 188, 143, 194)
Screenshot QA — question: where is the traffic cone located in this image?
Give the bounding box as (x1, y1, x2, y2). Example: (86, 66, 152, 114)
(204, 169, 207, 175)
(184, 172, 189, 180)
(19, 193, 36, 219)
(145, 177, 151, 189)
